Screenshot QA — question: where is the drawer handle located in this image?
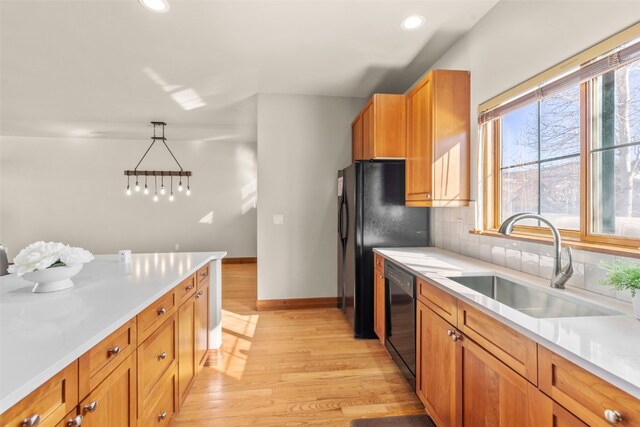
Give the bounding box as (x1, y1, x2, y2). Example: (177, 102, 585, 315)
(158, 411, 168, 421)
(604, 409, 623, 424)
(425, 193, 432, 200)
(66, 415, 83, 426)
(201, 271, 208, 278)
(108, 346, 121, 356)
(157, 307, 167, 316)
(83, 400, 98, 413)
(158, 352, 167, 360)
(21, 414, 40, 427)
(185, 284, 194, 291)
(447, 329, 461, 342)
(195, 290, 204, 299)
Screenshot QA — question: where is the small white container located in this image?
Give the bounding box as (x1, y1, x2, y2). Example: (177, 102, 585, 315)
(119, 250, 132, 264)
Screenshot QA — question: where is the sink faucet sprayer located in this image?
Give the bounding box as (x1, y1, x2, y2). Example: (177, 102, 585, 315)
(498, 213, 573, 289)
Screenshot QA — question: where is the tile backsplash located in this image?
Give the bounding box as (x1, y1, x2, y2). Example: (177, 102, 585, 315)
(431, 202, 635, 303)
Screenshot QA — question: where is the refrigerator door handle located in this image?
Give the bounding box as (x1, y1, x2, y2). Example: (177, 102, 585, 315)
(338, 195, 344, 239)
(341, 199, 349, 242)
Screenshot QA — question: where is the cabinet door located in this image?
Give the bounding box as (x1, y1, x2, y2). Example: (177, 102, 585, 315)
(362, 103, 374, 160)
(405, 77, 433, 203)
(373, 268, 385, 343)
(195, 284, 210, 369)
(178, 295, 196, 406)
(460, 336, 540, 427)
(352, 115, 363, 161)
(416, 302, 458, 427)
(79, 352, 136, 427)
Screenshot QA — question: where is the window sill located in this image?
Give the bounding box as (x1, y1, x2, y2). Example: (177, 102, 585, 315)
(470, 229, 640, 259)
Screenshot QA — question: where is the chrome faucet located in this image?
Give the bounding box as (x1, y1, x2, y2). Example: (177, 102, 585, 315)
(498, 213, 573, 289)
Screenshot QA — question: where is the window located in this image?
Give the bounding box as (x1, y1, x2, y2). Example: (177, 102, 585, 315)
(482, 27, 640, 248)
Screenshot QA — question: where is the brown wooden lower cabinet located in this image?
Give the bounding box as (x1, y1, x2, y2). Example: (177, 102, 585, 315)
(195, 283, 210, 368)
(79, 352, 136, 427)
(373, 267, 385, 343)
(178, 293, 197, 406)
(0, 361, 78, 427)
(416, 302, 457, 427)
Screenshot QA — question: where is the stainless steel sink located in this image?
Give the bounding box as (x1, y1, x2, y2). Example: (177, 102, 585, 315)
(449, 275, 618, 318)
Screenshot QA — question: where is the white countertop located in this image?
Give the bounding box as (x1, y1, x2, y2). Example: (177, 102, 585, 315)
(0, 251, 226, 413)
(373, 247, 640, 399)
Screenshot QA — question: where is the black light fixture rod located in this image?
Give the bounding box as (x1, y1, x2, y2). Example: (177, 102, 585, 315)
(124, 170, 192, 177)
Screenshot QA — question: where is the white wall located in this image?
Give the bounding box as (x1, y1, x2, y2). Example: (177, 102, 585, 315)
(0, 135, 257, 258)
(256, 94, 364, 300)
(425, 1, 640, 303)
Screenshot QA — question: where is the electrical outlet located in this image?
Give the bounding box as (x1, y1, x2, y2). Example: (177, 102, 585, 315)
(457, 218, 464, 235)
(273, 214, 284, 225)
(175, 244, 180, 251)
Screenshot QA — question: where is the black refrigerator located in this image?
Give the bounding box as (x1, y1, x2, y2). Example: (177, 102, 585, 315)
(337, 160, 430, 338)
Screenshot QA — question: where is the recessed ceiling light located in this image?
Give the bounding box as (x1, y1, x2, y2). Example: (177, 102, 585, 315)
(139, 0, 170, 13)
(401, 15, 425, 31)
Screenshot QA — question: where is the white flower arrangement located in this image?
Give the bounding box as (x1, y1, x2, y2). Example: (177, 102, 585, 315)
(8, 241, 94, 276)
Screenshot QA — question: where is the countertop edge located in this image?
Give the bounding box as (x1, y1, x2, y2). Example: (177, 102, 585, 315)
(373, 248, 640, 400)
(0, 252, 226, 414)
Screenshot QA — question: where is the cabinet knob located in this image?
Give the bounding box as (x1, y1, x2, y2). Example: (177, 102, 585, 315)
(83, 400, 98, 413)
(66, 415, 83, 427)
(447, 329, 461, 342)
(195, 291, 204, 299)
(20, 414, 40, 427)
(201, 271, 208, 278)
(604, 409, 623, 424)
(185, 284, 194, 291)
(158, 411, 168, 421)
(157, 307, 166, 316)
(108, 346, 121, 356)
(425, 193, 432, 200)
(158, 352, 167, 360)
(379, 275, 383, 279)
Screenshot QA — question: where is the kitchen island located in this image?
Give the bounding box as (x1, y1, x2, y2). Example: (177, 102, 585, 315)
(0, 251, 226, 419)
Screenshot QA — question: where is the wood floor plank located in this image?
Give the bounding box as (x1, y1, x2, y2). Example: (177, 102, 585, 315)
(173, 263, 424, 426)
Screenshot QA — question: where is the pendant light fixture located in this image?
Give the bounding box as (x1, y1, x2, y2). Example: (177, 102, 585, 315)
(124, 122, 192, 201)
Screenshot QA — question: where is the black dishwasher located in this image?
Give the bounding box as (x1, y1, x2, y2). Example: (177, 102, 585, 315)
(384, 261, 416, 390)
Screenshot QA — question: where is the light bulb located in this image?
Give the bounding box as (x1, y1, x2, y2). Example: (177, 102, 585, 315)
(153, 194, 159, 202)
(169, 193, 175, 202)
(186, 187, 191, 196)
(160, 186, 166, 195)
(178, 182, 183, 192)
(144, 184, 149, 195)
(135, 181, 140, 192)
(126, 185, 131, 196)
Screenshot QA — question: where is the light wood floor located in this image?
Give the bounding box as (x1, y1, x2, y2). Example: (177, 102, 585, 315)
(174, 263, 424, 426)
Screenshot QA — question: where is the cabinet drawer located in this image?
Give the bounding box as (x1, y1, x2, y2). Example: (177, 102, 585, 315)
(457, 301, 537, 384)
(78, 318, 137, 398)
(0, 361, 78, 427)
(374, 254, 385, 273)
(139, 366, 177, 427)
(138, 314, 177, 413)
(79, 352, 136, 427)
(176, 274, 196, 306)
(138, 290, 176, 342)
(196, 264, 209, 289)
(539, 346, 640, 426)
(417, 278, 457, 326)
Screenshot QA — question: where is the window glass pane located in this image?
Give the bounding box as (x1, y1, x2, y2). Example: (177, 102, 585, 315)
(540, 85, 581, 159)
(500, 164, 538, 226)
(591, 147, 640, 238)
(592, 60, 640, 150)
(540, 157, 580, 230)
(590, 60, 640, 239)
(501, 103, 538, 167)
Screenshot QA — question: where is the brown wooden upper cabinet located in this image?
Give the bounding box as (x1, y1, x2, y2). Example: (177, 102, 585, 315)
(352, 94, 406, 161)
(405, 69, 470, 207)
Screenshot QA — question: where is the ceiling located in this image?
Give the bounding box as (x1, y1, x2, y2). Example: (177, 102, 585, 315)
(0, 0, 498, 141)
